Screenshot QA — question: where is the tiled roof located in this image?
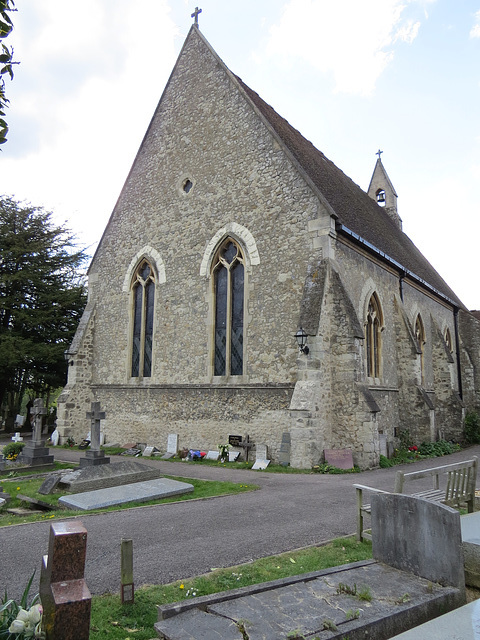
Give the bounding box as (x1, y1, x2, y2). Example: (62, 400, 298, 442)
(236, 76, 465, 309)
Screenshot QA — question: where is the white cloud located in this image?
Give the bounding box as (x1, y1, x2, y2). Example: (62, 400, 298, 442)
(470, 10, 480, 38)
(4, 0, 178, 247)
(265, 0, 426, 95)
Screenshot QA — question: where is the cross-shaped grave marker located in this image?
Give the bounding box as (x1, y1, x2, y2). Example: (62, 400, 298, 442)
(32, 397, 47, 444)
(79, 401, 110, 467)
(19, 398, 54, 467)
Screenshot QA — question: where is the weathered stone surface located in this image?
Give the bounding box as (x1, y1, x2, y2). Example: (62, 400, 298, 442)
(155, 561, 462, 640)
(38, 474, 62, 495)
(390, 600, 480, 639)
(59, 460, 163, 493)
(17, 494, 58, 511)
(461, 511, 480, 588)
(56, 25, 480, 471)
(371, 493, 465, 591)
(58, 477, 193, 510)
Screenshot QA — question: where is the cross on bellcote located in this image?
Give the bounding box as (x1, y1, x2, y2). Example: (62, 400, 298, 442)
(191, 7, 202, 26)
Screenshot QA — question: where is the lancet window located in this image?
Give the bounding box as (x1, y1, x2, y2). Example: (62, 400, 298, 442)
(415, 314, 426, 384)
(444, 328, 453, 354)
(365, 293, 382, 378)
(131, 260, 155, 378)
(212, 239, 244, 376)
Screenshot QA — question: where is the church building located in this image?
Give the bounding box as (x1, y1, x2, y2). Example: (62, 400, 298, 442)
(57, 24, 480, 468)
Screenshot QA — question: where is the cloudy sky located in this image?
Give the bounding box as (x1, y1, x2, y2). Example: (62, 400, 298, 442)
(3, 0, 480, 308)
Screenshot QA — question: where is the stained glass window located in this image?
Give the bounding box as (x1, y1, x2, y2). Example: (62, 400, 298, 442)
(366, 293, 382, 378)
(213, 239, 244, 376)
(415, 314, 426, 385)
(131, 260, 155, 378)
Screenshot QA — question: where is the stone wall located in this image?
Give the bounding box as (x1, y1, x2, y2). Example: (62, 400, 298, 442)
(57, 27, 479, 467)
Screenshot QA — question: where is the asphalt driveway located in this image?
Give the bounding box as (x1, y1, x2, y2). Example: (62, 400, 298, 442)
(1, 444, 479, 600)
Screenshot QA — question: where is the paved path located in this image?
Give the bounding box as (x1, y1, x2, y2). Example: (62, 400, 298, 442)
(1, 443, 479, 600)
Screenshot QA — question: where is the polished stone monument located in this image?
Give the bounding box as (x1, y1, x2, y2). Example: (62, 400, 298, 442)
(39, 520, 91, 640)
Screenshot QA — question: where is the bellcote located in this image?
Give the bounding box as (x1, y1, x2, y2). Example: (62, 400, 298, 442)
(367, 153, 402, 230)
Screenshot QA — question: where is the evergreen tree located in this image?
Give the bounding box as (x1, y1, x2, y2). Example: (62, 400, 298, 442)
(0, 196, 87, 420)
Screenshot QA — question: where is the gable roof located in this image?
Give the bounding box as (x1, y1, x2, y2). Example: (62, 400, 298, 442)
(234, 75, 465, 309)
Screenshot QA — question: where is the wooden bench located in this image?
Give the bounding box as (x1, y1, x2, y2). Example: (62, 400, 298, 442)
(354, 456, 478, 542)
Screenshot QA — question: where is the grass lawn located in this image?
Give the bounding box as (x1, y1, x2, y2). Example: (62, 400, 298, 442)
(89, 536, 373, 640)
(0, 475, 257, 528)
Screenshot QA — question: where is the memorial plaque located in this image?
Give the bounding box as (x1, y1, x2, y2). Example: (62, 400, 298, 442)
(324, 448, 354, 470)
(228, 451, 240, 462)
(142, 446, 154, 457)
(252, 459, 270, 470)
(205, 451, 219, 460)
(228, 435, 242, 447)
(167, 434, 178, 455)
(255, 444, 268, 460)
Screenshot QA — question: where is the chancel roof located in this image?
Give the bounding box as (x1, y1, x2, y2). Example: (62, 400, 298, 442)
(235, 76, 465, 310)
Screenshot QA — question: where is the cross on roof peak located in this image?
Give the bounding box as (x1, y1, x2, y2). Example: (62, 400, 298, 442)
(376, 149, 383, 160)
(191, 7, 202, 26)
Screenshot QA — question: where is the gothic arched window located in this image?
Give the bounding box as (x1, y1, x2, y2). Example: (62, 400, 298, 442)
(444, 327, 453, 354)
(212, 239, 244, 376)
(365, 293, 382, 378)
(415, 314, 426, 384)
(131, 260, 155, 378)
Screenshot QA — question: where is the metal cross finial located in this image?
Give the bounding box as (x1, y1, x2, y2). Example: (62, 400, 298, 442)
(191, 7, 202, 26)
(376, 149, 383, 160)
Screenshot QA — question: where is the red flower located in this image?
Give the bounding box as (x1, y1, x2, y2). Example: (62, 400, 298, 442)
(408, 445, 418, 452)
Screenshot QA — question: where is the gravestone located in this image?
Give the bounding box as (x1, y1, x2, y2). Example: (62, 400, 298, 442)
(58, 477, 194, 510)
(39, 520, 91, 640)
(205, 451, 219, 460)
(324, 448, 354, 470)
(252, 443, 270, 470)
(278, 432, 291, 467)
(38, 474, 62, 495)
(79, 402, 110, 467)
(59, 460, 163, 493)
(167, 433, 178, 454)
(11, 432, 23, 442)
(371, 493, 465, 594)
(142, 446, 158, 457)
(19, 398, 54, 467)
(161, 434, 178, 459)
(228, 451, 240, 462)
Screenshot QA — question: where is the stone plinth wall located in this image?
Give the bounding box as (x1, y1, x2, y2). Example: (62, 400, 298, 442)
(77, 384, 294, 462)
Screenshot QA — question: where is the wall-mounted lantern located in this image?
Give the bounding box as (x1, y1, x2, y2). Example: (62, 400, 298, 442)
(294, 327, 310, 355)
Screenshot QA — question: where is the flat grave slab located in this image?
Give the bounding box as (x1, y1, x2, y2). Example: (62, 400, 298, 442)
(59, 460, 163, 493)
(7, 507, 44, 516)
(17, 493, 58, 511)
(59, 477, 194, 511)
(156, 561, 463, 640)
(252, 459, 270, 470)
(390, 598, 480, 639)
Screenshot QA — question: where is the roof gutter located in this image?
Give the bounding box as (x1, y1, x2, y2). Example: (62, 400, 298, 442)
(336, 222, 458, 309)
